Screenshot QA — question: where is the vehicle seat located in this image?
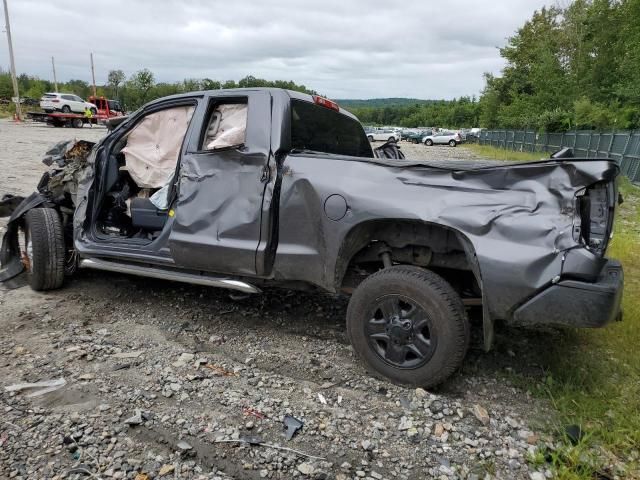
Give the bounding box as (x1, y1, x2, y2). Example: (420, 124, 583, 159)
(130, 197, 168, 231)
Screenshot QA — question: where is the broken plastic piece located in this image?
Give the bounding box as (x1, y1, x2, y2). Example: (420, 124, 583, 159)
(564, 424, 583, 445)
(176, 440, 192, 451)
(283, 414, 304, 441)
(124, 409, 144, 426)
(4, 378, 66, 397)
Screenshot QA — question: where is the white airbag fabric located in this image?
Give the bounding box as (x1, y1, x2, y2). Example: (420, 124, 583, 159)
(205, 104, 247, 149)
(123, 106, 194, 188)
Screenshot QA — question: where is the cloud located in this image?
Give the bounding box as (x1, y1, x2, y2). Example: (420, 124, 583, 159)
(1, 0, 550, 99)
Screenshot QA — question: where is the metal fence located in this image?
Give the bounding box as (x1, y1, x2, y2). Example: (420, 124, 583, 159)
(478, 129, 640, 183)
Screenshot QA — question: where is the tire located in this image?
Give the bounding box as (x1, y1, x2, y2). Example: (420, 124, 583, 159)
(61, 105, 71, 113)
(368, 135, 374, 142)
(23, 208, 65, 291)
(388, 137, 395, 142)
(449, 140, 457, 147)
(347, 266, 469, 387)
(425, 139, 433, 146)
(72, 118, 83, 128)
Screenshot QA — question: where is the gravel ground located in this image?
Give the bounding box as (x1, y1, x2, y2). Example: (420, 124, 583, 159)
(1, 120, 554, 480)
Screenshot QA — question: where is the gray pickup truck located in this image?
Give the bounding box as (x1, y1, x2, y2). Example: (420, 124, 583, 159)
(0, 88, 623, 387)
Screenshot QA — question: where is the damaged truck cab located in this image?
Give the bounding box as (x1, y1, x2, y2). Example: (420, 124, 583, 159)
(0, 88, 624, 387)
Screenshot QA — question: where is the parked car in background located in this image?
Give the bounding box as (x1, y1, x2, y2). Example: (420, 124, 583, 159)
(423, 131, 462, 147)
(400, 129, 414, 141)
(40, 93, 97, 114)
(406, 129, 433, 144)
(367, 129, 400, 142)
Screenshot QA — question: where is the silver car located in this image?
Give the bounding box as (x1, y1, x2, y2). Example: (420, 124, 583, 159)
(422, 131, 463, 147)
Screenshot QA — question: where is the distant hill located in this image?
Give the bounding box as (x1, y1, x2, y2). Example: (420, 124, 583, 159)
(335, 98, 437, 109)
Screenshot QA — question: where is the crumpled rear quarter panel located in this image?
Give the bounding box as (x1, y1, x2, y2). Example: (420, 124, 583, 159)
(274, 156, 618, 322)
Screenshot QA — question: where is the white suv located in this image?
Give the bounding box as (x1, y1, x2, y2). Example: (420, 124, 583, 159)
(40, 93, 97, 114)
(366, 129, 400, 142)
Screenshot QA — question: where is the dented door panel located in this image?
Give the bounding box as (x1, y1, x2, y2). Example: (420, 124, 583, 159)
(168, 91, 273, 276)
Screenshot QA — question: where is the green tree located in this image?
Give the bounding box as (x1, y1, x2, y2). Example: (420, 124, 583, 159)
(107, 69, 126, 98)
(126, 69, 155, 107)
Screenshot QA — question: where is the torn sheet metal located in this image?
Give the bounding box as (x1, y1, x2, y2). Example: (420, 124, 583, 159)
(39, 140, 95, 205)
(122, 106, 194, 188)
(0, 140, 96, 284)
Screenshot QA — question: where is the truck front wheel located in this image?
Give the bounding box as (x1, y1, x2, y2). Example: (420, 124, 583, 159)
(347, 266, 469, 387)
(23, 208, 65, 291)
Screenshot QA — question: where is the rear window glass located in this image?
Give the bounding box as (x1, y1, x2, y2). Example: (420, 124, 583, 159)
(290, 99, 372, 158)
(43, 94, 57, 99)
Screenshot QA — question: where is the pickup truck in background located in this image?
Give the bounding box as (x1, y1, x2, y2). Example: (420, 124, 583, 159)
(0, 88, 624, 387)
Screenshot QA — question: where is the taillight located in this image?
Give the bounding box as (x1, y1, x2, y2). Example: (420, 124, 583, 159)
(576, 182, 616, 255)
(313, 95, 340, 112)
(52, 99, 59, 103)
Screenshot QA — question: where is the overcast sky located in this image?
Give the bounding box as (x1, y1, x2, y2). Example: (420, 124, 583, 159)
(2, 0, 551, 99)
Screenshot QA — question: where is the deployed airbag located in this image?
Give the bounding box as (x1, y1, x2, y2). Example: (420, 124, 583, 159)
(123, 106, 194, 188)
(205, 104, 247, 150)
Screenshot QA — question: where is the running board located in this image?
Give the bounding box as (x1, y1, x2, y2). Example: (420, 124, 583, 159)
(79, 258, 261, 294)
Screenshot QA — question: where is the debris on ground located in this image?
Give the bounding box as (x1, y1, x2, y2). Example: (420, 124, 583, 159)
(283, 414, 304, 441)
(124, 409, 144, 426)
(242, 406, 266, 420)
(4, 378, 66, 397)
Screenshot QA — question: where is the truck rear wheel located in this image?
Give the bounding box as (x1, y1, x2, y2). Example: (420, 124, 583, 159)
(347, 266, 469, 387)
(72, 118, 83, 128)
(23, 208, 65, 291)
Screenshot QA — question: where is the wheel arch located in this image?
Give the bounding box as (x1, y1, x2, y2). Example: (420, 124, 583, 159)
(334, 218, 493, 350)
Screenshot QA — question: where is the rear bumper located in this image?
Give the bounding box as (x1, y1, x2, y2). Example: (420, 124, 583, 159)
(513, 259, 623, 328)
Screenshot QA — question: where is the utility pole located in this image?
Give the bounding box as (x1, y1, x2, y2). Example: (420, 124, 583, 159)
(3, 0, 22, 120)
(51, 56, 58, 92)
(90, 52, 97, 97)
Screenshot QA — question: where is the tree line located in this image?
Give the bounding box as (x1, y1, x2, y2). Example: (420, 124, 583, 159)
(347, 97, 481, 129)
(352, 0, 640, 131)
(0, 69, 317, 112)
(479, 0, 640, 131)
